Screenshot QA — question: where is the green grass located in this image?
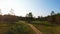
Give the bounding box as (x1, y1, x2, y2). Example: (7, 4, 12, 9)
(1, 21, 60, 34)
(32, 21, 60, 34)
(32, 21, 56, 26)
(0, 21, 36, 34)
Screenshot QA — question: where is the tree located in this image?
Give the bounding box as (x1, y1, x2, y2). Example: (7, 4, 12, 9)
(8, 8, 15, 15)
(26, 12, 33, 23)
(37, 16, 41, 20)
(51, 11, 55, 23)
(51, 11, 55, 16)
(26, 12, 33, 18)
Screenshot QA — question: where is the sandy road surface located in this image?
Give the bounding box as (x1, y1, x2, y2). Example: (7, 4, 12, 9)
(19, 21, 43, 34)
(28, 24, 43, 34)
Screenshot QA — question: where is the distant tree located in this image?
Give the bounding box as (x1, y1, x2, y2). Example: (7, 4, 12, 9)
(51, 11, 55, 16)
(26, 12, 33, 23)
(0, 9, 2, 15)
(26, 14, 29, 17)
(9, 8, 15, 15)
(51, 11, 55, 23)
(26, 12, 33, 18)
(38, 16, 40, 19)
(37, 16, 41, 20)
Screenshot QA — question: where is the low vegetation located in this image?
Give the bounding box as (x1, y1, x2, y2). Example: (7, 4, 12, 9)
(31, 21, 60, 34)
(0, 21, 36, 34)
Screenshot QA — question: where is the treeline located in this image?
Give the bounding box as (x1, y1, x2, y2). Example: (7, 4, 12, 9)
(0, 11, 60, 24)
(0, 15, 18, 23)
(0, 12, 37, 23)
(44, 13, 60, 24)
(0, 12, 35, 23)
(40, 11, 60, 24)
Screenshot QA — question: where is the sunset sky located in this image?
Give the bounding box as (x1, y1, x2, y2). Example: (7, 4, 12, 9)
(0, 0, 60, 17)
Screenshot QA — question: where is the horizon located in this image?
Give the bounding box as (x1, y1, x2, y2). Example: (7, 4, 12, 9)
(0, 0, 60, 17)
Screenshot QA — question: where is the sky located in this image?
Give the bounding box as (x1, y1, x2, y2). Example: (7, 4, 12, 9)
(0, 0, 60, 17)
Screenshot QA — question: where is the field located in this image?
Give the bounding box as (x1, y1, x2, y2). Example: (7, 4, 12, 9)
(31, 21, 60, 34)
(0, 21, 60, 34)
(0, 21, 36, 34)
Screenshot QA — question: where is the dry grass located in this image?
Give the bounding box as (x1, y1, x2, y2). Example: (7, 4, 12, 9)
(0, 21, 36, 34)
(32, 21, 60, 34)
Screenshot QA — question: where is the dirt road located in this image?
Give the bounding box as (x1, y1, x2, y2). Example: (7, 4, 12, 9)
(28, 24, 43, 34)
(20, 21, 43, 34)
